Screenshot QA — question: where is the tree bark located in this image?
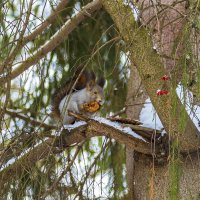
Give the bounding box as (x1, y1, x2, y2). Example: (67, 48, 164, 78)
(133, 153, 200, 200)
(138, 0, 187, 76)
(133, 1, 200, 199)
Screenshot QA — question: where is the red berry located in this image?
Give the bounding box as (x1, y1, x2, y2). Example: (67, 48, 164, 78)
(156, 90, 169, 95)
(161, 75, 170, 81)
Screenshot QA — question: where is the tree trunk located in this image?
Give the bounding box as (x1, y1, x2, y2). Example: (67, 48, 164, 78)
(126, 1, 200, 199)
(101, 0, 200, 152)
(101, 0, 200, 199)
(133, 153, 200, 200)
(138, 0, 187, 76)
(129, 1, 199, 199)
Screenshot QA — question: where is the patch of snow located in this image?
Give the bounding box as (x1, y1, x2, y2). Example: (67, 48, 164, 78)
(1, 157, 16, 170)
(92, 116, 145, 141)
(139, 85, 200, 133)
(63, 121, 87, 131)
(176, 85, 200, 131)
(140, 98, 163, 130)
(123, 0, 139, 21)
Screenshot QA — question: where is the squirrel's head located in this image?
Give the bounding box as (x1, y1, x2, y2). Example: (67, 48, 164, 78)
(86, 78, 105, 105)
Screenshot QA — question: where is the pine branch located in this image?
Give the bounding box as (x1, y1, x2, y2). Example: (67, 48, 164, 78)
(0, 0, 34, 74)
(0, 0, 102, 84)
(4, 108, 56, 129)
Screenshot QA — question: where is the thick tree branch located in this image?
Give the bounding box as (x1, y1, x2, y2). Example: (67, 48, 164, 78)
(0, 108, 161, 168)
(100, 0, 200, 151)
(0, 116, 152, 188)
(0, 0, 102, 84)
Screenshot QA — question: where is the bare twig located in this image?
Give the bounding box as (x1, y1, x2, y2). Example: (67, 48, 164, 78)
(41, 140, 85, 198)
(0, 0, 34, 74)
(4, 108, 56, 129)
(109, 107, 126, 118)
(73, 140, 110, 200)
(23, 0, 69, 43)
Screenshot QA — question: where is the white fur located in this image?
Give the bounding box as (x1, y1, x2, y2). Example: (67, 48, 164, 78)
(59, 88, 92, 124)
(59, 80, 104, 125)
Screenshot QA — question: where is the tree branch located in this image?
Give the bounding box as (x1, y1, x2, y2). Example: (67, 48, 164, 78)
(23, 0, 69, 44)
(4, 108, 56, 129)
(0, 115, 153, 188)
(0, 0, 102, 84)
(0, 0, 34, 74)
(0, 109, 161, 168)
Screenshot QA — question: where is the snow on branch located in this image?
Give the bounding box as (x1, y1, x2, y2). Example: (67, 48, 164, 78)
(66, 111, 160, 153)
(0, 109, 162, 170)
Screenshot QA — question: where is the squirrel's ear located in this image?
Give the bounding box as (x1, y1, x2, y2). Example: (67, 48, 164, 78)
(78, 70, 96, 84)
(78, 72, 87, 86)
(86, 80, 95, 90)
(97, 77, 105, 88)
(88, 71, 96, 81)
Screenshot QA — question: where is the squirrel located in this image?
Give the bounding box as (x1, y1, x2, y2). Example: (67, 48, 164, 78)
(51, 67, 105, 124)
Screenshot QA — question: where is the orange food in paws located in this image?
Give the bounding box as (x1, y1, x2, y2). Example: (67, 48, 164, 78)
(82, 101, 100, 112)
